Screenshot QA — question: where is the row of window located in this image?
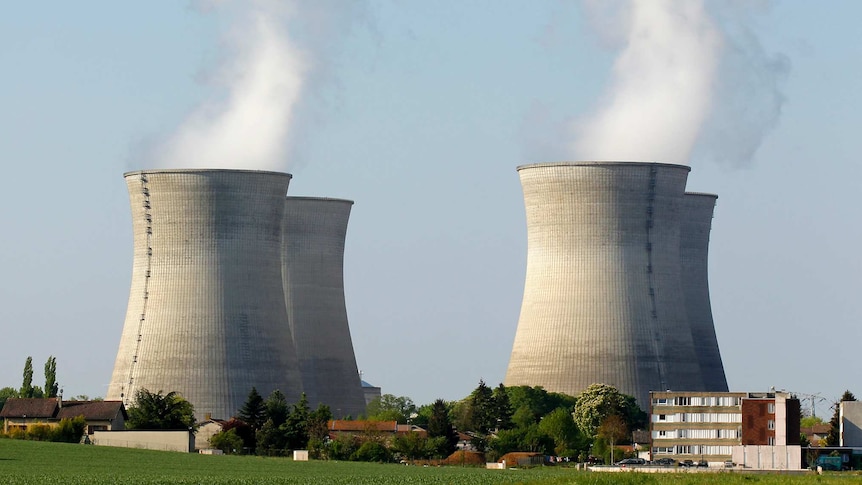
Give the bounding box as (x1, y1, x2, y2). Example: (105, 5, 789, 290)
(652, 445, 734, 455)
(653, 428, 740, 439)
(653, 396, 742, 407)
(654, 413, 742, 423)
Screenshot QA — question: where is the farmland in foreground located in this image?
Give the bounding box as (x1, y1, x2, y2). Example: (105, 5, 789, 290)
(0, 439, 859, 485)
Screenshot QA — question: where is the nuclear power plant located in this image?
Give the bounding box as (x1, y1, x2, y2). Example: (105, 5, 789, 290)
(504, 162, 728, 407)
(107, 169, 365, 420)
(282, 197, 366, 419)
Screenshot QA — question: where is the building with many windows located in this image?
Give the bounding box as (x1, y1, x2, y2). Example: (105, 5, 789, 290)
(650, 391, 801, 468)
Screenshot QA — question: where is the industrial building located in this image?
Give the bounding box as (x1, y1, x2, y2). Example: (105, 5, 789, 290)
(107, 169, 306, 420)
(282, 197, 366, 419)
(505, 162, 727, 407)
(649, 390, 801, 469)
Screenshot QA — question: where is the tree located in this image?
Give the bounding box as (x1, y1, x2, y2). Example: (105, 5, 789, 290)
(573, 383, 644, 438)
(538, 407, 583, 456)
(0, 387, 19, 411)
(126, 388, 196, 430)
(826, 390, 856, 446)
(492, 384, 513, 431)
(44, 356, 59, 398)
(264, 389, 289, 427)
(211, 428, 244, 454)
(365, 394, 416, 423)
(237, 387, 266, 431)
(597, 414, 628, 464)
(20, 356, 34, 398)
(391, 431, 430, 462)
(425, 399, 458, 456)
(468, 379, 496, 433)
(284, 392, 311, 450)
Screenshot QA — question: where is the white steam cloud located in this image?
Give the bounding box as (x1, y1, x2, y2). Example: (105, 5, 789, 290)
(566, 0, 788, 166)
(147, 1, 364, 171)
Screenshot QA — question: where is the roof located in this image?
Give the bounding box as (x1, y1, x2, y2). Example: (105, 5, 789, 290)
(329, 420, 397, 432)
(0, 398, 59, 418)
(57, 401, 126, 420)
(0, 398, 126, 421)
(801, 424, 831, 435)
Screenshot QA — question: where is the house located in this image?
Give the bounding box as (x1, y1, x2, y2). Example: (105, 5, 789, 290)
(327, 420, 426, 444)
(649, 390, 801, 469)
(0, 398, 126, 435)
(195, 419, 227, 451)
(800, 424, 830, 447)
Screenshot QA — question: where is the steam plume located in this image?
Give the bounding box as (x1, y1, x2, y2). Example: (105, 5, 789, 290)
(147, 1, 365, 171)
(569, 0, 788, 166)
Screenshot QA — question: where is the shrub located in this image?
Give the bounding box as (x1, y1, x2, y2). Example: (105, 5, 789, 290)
(351, 441, 392, 462)
(26, 423, 54, 441)
(54, 416, 87, 443)
(210, 429, 244, 455)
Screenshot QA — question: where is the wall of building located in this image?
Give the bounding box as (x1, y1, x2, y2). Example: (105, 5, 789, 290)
(840, 401, 862, 446)
(92, 430, 194, 453)
(731, 445, 801, 470)
(741, 400, 775, 445)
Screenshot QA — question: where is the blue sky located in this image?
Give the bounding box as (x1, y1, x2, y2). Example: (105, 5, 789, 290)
(1, 1, 860, 416)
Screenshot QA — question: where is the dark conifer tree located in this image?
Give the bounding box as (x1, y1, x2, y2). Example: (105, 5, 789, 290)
(238, 387, 267, 431)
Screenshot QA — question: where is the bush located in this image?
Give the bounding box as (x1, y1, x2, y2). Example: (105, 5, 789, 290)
(210, 429, 244, 455)
(351, 441, 392, 462)
(26, 423, 54, 441)
(54, 416, 87, 443)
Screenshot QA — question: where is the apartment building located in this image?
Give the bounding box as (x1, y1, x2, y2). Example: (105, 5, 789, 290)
(650, 391, 800, 467)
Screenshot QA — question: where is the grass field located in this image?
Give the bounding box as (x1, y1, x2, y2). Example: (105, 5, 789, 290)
(0, 439, 859, 484)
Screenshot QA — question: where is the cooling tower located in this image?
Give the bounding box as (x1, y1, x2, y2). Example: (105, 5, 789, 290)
(680, 193, 728, 391)
(107, 169, 303, 420)
(282, 197, 366, 418)
(505, 162, 706, 407)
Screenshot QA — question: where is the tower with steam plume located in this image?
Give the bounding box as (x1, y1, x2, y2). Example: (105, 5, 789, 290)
(107, 169, 303, 420)
(282, 197, 366, 418)
(505, 162, 727, 407)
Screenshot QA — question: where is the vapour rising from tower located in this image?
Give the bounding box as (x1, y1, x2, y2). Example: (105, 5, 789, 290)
(107, 169, 303, 420)
(680, 193, 728, 391)
(566, 0, 787, 166)
(282, 197, 366, 418)
(504, 162, 709, 407)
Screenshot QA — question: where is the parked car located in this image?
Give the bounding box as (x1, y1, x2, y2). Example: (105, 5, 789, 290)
(616, 458, 646, 466)
(654, 457, 676, 466)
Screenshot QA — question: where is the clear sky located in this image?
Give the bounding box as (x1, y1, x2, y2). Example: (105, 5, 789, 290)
(1, 1, 860, 417)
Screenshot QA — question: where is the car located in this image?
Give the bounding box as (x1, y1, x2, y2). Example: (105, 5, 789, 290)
(654, 457, 676, 466)
(680, 459, 695, 467)
(616, 458, 646, 466)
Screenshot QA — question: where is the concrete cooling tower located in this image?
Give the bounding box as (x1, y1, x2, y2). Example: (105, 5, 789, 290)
(107, 169, 303, 420)
(505, 162, 724, 407)
(282, 197, 366, 418)
(680, 193, 728, 392)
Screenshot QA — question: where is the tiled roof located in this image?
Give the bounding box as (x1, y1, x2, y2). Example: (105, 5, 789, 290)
(0, 398, 59, 418)
(329, 420, 397, 432)
(57, 401, 126, 420)
(801, 424, 831, 435)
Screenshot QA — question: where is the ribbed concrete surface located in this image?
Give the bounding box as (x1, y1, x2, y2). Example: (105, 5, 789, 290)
(107, 169, 303, 420)
(505, 162, 706, 407)
(282, 197, 366, 418)
(680, 193, 728, 391)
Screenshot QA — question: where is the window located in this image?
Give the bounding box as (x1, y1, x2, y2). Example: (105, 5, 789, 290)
(768, 436, 775, 445)
(768, 403, 775, 414)
(659, 414, 666, 421)
(767, 420, 775, 430)
(658, 430, 666, 437)
(677, 397, 690, 406)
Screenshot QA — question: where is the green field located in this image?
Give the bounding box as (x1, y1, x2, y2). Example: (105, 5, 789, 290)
(0, 440, 858, 484)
